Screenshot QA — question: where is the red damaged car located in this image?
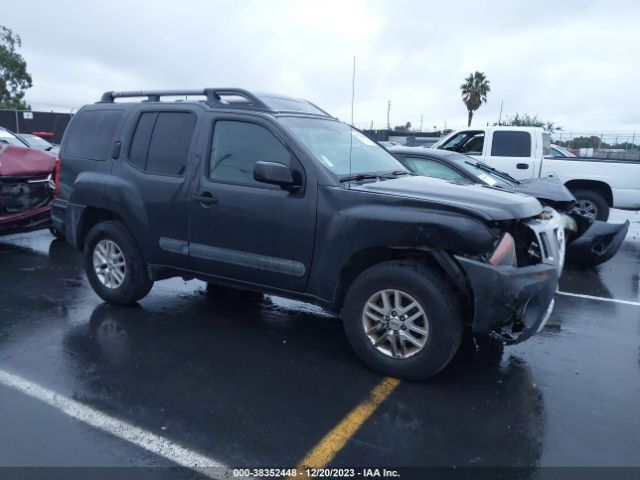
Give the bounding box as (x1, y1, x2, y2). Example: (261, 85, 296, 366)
(0, 127, 60, 237)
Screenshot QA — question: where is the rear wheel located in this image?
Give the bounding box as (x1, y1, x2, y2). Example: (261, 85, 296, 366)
(342, 261, 462, 380)
(49, 227, 65, 239)
(84, 221, 153, 305)
(571, 189, 609, 221)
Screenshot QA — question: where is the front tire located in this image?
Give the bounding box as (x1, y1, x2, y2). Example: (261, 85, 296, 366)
(84, 221, 153, 305)
(571, 189, 609, 221)
(342, 261, 462, 380)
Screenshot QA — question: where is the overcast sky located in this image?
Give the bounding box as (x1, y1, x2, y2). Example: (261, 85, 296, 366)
(4, 0, 639, 134)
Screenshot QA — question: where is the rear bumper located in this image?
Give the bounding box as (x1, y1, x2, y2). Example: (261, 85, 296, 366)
(0, 205, 52, 237)
(566, 220, 629, 267)
(455, 256, 558, 344)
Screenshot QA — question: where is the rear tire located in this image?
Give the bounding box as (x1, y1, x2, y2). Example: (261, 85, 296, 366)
(49, 227, 65, 239)
(342, 261, 462, 380)
(84, 221, 153, 305)
(571, 189, 609, 221)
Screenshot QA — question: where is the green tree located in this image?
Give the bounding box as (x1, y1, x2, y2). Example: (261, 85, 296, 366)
(460, 71, 490, 127)
(0, 26, 32, 110)
(499, 113, 561, 132)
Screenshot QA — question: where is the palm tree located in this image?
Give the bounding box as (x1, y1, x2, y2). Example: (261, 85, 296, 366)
(460, 72, 490, 127)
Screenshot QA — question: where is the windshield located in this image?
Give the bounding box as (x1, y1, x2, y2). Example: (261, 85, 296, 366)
(444, 152, 515, 187)
(0, 129, 29, 147)
(280, 117, 406, 176)
(19, 134, 53, 149)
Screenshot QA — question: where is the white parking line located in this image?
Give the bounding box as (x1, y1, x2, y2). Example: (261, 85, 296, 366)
(557, 291, 640, 307)
(0, 369, 228, 479)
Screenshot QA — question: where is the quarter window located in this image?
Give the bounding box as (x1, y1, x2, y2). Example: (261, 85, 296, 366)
(65, 109, 123, 160)
(210, 121, 290, 186)
(491, 131, 531, 157)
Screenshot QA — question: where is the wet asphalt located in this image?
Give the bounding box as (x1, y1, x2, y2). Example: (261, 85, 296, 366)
(0, 210, 638, 478)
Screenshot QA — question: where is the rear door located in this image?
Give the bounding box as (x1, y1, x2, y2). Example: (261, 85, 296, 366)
(484, 130, 536, 179)
(114, 107, 198, 267)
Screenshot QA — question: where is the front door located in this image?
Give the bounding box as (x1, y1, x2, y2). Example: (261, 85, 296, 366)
(484, 130, 536, 179)
(188, 116, 316, 292)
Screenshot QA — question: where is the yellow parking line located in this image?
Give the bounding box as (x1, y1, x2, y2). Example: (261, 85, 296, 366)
(292, 377, 400, 477)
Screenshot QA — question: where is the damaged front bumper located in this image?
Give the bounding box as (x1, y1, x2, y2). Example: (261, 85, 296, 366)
(0, 205, 52, 236)
(566, 219, 630, 267)
(455, 255, 558, 344)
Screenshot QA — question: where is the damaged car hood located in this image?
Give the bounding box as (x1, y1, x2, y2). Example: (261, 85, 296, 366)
(507, 177, 575, 204)
(0, 145, 57, 176)
(350, 175, 543, 221)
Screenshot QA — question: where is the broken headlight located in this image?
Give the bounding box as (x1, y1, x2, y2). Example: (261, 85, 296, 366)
(489, 232, 517, 267)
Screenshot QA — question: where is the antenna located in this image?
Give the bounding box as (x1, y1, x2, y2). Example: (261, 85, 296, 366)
(351, 56, 356, 125)
(348, 56, 356, 178)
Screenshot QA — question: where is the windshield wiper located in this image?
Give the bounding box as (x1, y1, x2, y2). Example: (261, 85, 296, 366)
(465, 161, 520, 184)
(339, 170, 412, 183)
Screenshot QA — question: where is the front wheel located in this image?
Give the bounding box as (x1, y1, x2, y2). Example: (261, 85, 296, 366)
(84, 221, 154, 305)
(571, 189, 609, 221)
(342, 261, 462, 380)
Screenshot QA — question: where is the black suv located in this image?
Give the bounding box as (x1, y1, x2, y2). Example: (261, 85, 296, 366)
(54, 88, 560, 379)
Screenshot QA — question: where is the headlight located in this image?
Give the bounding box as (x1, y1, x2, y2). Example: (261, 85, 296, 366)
(489, 232, 517, 267)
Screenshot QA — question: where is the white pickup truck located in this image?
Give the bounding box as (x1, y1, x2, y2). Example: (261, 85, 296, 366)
(432, 126, 640, 221)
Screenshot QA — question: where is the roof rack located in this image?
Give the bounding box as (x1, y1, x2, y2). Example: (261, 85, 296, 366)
(99, 88, 272, 110)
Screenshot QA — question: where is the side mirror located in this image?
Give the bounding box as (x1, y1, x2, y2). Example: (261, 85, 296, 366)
(253, 161, 296, 189)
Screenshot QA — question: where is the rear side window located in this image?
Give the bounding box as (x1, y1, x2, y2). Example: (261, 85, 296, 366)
(209, 121, 290, 186)
(65, 110, 123, 160)
(491, 131, 531, 157)
(129, 112, 196, 175)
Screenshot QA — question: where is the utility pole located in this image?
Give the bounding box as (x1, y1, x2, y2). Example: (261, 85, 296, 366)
(498, 100, 504, 125)
(419, 114, 423, 132)
(387, 100, 391, 131)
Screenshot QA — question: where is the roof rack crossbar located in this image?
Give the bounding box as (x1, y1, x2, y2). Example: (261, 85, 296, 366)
(204, 88, 270, 110)
(100, 88, 272, 111)
(100, 90, 208, 103)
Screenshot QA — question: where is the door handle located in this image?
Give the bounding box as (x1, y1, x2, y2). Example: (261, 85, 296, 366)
(193, 192, 218, 206)
(516, 163, 530, 170)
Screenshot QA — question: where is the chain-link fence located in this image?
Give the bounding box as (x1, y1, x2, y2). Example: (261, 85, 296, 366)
(551, 131, 640, 160)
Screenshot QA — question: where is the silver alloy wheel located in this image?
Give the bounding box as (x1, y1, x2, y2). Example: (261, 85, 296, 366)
(362, 289, 429, 359)
(93, 239, 127, 289)
(574, 199, 598, 219)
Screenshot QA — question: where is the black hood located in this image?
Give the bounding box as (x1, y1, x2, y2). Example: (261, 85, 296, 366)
(350, 175, 543, 221)
(507, 178, 575, 204)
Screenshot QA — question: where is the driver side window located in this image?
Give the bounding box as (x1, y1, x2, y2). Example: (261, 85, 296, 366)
(209, 120, 291, 187)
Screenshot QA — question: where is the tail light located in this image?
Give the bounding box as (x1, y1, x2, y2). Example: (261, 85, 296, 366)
(54, 159, 61, 196)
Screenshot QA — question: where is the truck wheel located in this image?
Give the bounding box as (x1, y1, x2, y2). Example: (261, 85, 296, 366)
(84, 221, 154, 305)
(342, 261, 462, 380)
(571, 189, 609, 221)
